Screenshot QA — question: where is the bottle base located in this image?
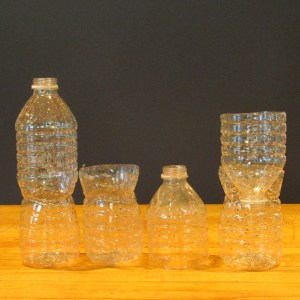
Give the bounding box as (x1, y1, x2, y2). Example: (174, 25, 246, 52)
(22, 252, 79, 269)
(222, 254, 280, 271)
(86, 252, 142, 265)
(148, 254, 209, 270)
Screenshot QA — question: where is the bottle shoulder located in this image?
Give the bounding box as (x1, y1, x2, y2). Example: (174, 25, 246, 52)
(147, 182, 206, 216)
(150, 182, 204, 203)
(16, 93, 77, 131)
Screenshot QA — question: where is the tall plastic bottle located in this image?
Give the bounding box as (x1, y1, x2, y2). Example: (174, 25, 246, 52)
(16, 78, 80, 268)
(147, 165, 208, 269)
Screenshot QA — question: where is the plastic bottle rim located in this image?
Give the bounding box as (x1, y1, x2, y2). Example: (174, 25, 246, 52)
(31, 78, 58, 90)
(161, 165, 188, 179)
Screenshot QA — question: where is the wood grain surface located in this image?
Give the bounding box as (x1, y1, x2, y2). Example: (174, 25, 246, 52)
(0, 204, 299, 299)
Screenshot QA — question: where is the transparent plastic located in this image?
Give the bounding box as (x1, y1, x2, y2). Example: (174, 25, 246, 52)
(16, 78, 80, 268)
(219, 111, 286, 270)
(147, 165, 208, 269)
(79, 164, 143, 265)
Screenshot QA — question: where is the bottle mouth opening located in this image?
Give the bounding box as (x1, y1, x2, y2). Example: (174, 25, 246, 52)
(161, 165, 188, 180)
(31, 78, 58, 90)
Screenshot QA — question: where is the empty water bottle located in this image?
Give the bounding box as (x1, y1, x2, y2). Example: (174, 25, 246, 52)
(16, 78, 80, 268)
(147, 165, 208, 269)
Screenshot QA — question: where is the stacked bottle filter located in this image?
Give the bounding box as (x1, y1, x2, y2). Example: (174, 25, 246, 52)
(219, 111, 286, 270)
(16, 78, 79, 268)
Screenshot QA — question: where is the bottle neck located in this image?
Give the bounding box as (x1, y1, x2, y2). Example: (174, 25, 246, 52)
(33, 89, 58, 95)
(161, 165, 188, 184)
(163, 178, 187, 185)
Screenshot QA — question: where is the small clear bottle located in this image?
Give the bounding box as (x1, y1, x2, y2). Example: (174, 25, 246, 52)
(16, 78, 80, 268)
(147, 165, 208, 269)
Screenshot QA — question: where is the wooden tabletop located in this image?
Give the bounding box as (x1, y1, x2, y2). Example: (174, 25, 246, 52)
(0, 204, 300, 299)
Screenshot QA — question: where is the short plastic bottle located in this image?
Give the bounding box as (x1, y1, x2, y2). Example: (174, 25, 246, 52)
(79, 164, 143, 265)
(16, 78, 80, 268)
(147, 165, 208, 269)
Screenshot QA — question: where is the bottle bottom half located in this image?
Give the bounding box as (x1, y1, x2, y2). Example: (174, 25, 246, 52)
(20, 198, 80, 269)
(222, 253, 280, 271)
(147, 220, 209, 270)
(83, 200, 144, 265)
(84, 229, 143, 265)
(219, 200, 282, 271)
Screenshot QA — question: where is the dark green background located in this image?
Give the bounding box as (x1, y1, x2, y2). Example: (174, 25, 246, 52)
(1, 1, 299, 204)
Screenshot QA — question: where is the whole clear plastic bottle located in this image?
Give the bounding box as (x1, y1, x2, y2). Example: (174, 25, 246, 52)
(16, 78, 80, 268)
(79, 164, 143, 265)
(147, 165, 208, 269)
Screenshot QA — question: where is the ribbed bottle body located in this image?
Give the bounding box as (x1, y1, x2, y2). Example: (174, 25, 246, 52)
(84, 196, 143, 264)
(219, 199, 282, 271)
(147, 166, 208, 269)
(16, 127, 78, 200)
(147, 205, 208, 269)
(20, 198, 79, 268)
(16, 79, 80, 268)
